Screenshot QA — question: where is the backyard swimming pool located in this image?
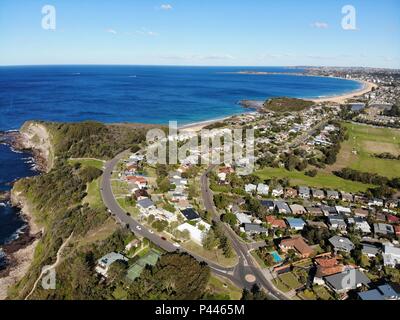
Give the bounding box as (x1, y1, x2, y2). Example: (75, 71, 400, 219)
(270, 251, 283, 263)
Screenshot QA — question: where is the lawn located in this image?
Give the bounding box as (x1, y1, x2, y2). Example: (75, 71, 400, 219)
(117, 198, 139, 217)
(111, 180, 130, 196)
(68, 158, 105, 170)
(83, 178, 104, 209)
(328, 122, 400, 178)
(206, 275, 243, 300)
(255, 167, 372, 193)
(182, 241, 238, 268)
(276, 272, 303, 290)
(312, 285, 334, 300)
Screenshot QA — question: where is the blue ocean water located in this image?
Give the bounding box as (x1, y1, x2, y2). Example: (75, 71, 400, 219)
(0, 143, 37, 247)
(0, 65, 362, 249)
(0, 65, 362, 130)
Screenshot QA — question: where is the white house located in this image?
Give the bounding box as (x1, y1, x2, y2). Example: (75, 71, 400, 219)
(235, 212, 252, 225)
(382, 245, 400, 268)
(245, 184, 257, 193)
(177, 221, 211, 245)
(257, 183, 269, 195)
(335, 206, 352, 215)
(354, 220, 372, 234)
(271, 185, 284, 197)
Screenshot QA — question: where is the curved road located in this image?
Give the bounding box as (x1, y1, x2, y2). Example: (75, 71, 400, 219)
(101, 151, 289, 299)
(200, 166, 289, 300)
(100, 151, 241, 286)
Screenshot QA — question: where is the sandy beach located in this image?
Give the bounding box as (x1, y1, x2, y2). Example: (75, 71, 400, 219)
(310, 80, 377, 104)
(179, 79, 377, 132)
(179, 115, 235, 132)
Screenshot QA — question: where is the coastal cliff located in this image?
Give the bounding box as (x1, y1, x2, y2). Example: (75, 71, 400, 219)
(18, 121, 54, 172)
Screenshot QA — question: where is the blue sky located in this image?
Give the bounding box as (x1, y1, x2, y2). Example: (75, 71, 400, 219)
(0, 0, 399, 68)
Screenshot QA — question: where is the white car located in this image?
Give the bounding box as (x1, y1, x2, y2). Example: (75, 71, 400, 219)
(173, 243, 181, 248)
(149, 230, 154, 234)
(136, 225, 142, 231)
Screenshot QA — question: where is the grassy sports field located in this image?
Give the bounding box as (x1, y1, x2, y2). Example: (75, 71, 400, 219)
(328, 122, 400, 178)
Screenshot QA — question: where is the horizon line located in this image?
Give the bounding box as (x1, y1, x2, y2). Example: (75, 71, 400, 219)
(0, 63, 399, 71)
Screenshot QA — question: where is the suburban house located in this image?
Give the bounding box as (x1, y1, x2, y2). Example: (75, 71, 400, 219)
(243, 223, 268, 235)
(274, 201, 291, 214)
(321, 205, 337, 216)
(362, 243, 381, 258)
(326, 190, 340, 200)
(395, 225, 400, 238)
(298, 186, 310, 199)
(266, 216, 287, 229)
(289, 204, 307, 215)
(340, 192, 354, 202)
(279, 236, 313, 258)
(328, 215, 347, 232)
(284, 188, 298, 198)
(257, 183, 269, 195)
(329, 236, 355, 253)
(354, 208, 369, 218)
(181, 208, 200, 221)
(382, 245, 400, 267)
(137, 198, 155, 214)
(374, 223, 395, 237)
(271, 184, 284, 197)
(354, 218, 372, 234)
(177, 221, 211, 245)
(133, 189, 149, 201)
(169, 191, 187, 202)
(235, 212, 253, 225)
(95, 252, 128, 278)
(368, 198, 384, 207)
(126, 176, 147, 189)
(386, 214, 400, 224)
(306, 206, 324, 217)
(313, 255, 345, 285)
(285, 218, 306, 231)
(311, 189, 325, 200)
(358, 284, 400, 300)
(335, 206, 352, 216)
(324, 268, 370, 293)
(261, 200, 275, 211)
(245, 184, 257, 193)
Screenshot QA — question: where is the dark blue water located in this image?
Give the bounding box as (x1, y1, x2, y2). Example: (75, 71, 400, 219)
(0, 144, 37, 253)
(0, 65, 362, 130)
(0, 65, 361, 253)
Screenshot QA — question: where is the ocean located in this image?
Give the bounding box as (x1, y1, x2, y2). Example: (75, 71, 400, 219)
(0, 65, 362, 248)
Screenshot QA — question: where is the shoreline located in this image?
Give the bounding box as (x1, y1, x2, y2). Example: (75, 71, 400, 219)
(309, 80, 377, 104)
(178, 78, 377, 132)
(0, 195, 41, 300)
(0, 133, 43, 300)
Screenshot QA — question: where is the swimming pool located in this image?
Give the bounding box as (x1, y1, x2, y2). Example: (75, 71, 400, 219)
(270, 251, 283, 263)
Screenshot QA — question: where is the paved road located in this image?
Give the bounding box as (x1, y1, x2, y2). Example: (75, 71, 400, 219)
(200, 166, 290, 300)
(100, 151, 242, 286)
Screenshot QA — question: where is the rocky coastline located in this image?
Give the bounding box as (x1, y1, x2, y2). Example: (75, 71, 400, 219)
(0, 125, 48, 299)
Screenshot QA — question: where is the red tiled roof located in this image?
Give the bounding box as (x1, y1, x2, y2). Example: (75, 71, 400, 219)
(315, 256, 338, 268)
(266, 216, 287, 229)
(394, 225, 400, 235)
(280, 237, 313, 256)
(127, 176, 147, 183)
(387, 214, 400, 223)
